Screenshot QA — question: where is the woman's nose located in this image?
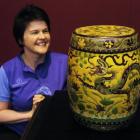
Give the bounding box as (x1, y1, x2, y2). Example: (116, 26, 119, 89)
(39, 32, 46, 39)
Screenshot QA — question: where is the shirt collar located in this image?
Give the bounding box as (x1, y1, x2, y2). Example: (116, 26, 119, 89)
(17, 51, 51, 73)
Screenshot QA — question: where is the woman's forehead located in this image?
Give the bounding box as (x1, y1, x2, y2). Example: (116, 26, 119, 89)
(26, 20, 48, 30)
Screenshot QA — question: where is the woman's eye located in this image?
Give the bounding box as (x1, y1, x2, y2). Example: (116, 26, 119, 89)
(43, 29, 49, 33)
(30, 29, 49, 35)
(31, 31, 39, 35)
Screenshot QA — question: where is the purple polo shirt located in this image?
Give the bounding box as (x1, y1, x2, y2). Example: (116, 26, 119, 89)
(0, 51, 68, 135)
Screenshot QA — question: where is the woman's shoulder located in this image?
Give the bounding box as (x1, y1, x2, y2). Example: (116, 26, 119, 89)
(45, 52, 68, 70)
(49, 52, 68, 59)
(2, 56, 19, 66)
(48, 52, 68, 64)
(1, 55, 21, 72)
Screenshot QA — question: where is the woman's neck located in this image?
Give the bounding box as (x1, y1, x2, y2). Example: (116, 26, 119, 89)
(22, 52, 45, 70)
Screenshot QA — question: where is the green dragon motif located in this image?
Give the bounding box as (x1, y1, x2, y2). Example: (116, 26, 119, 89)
(76, 63, 140, 95)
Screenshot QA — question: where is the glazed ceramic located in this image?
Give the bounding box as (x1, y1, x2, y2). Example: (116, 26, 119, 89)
(67, 25, 140, 131)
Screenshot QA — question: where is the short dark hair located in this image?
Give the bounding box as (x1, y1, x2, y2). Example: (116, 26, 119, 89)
(13, 4, 50, 48)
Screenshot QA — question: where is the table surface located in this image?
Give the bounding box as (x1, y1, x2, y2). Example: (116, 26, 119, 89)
(30, 90, 140, 140)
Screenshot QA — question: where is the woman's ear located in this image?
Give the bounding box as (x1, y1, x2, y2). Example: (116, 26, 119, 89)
(19, 39, 23, 46)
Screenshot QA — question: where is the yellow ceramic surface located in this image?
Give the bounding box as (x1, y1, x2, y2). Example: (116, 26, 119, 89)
(68, 25, 140, 131)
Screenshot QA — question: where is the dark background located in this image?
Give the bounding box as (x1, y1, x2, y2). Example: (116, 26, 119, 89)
(0, 0, 140, 64)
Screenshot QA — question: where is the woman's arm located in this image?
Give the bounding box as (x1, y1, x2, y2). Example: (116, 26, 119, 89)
(0, 94, 45, 124)
(0, 101, 33, 123)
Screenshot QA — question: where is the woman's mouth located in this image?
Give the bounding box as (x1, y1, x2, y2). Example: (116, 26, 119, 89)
(35, 40, 49, 46)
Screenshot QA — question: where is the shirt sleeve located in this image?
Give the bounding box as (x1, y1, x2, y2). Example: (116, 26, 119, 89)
(0, 66, 10, 101)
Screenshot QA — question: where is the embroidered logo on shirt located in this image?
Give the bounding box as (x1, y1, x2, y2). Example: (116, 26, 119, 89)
(36, 86, 52, 96)
(16, 78, 23, 84)
(11, 79, 28, 88)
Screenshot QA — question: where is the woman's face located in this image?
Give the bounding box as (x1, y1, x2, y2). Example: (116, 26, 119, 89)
(23, 20, 51, 55)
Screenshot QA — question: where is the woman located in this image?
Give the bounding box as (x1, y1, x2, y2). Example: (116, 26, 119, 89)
(0, 4, 68, 139)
